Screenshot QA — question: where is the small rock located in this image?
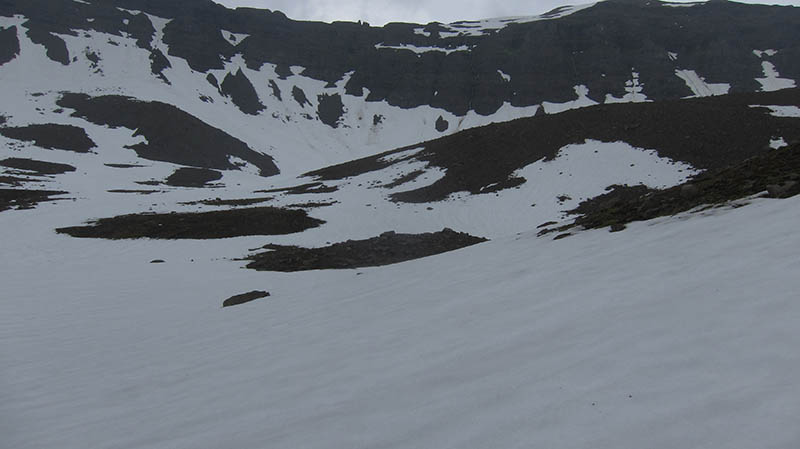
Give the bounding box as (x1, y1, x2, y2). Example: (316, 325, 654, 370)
(223, 290, 270, 308)
(680, 183, 699, 199)
(609, 223, 626, 232)
(150, 259, 165, 264)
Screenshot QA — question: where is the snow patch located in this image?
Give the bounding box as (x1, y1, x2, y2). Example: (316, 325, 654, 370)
(770, 137, 788, 149)
(116, 7, 141, 15)
(374, 43, 470, 55)
(756, 61, 796, 92)
(413, 28, 431, 37)
(605, 71, 649, 103)
(753, 49, 778, 58)
(542, 85, 598, 114)
(438, 3, 598, 37)
(675, 69, 730, 97)
(497, 70, 511, 82)
(750, 105, 800, 118)
(668, 51, 678, 61)
(221, 30, 250, 46)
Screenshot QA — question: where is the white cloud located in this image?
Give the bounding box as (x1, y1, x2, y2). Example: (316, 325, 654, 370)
(211, 0, 800, 25)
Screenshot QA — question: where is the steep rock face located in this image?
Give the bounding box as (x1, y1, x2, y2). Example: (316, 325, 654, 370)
(4, 0, 798, 117)
(220, 69, 265, 115)
(0, 25, 19, 65)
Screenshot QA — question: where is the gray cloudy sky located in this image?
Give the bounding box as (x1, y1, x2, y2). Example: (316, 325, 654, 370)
(210, 0, 800, 25)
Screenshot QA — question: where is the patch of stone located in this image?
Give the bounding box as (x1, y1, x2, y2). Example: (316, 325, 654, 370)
(222, 290, 270, 308)
(107, 189, 161, 195)
(0, 188, 68, 212)
(165, 167, 223, 188)
(220, 68, 265, 115)
(0, 25, 20, 66)
(317, 93, 344, 128)
(104, 163, 147, 168)
(180, 196, 274, 207)
(256, 182, 338, 195)
(0, 157, 77, 175)
(246, 228, 487, 272)
(0, 124, 96, 153)
(56, 206, 325, 240)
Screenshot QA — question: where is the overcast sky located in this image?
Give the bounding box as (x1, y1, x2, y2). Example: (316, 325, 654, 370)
(210, 0, 800, 25)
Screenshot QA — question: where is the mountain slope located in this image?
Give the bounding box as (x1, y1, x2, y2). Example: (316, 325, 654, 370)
(3, 1, 800, 449)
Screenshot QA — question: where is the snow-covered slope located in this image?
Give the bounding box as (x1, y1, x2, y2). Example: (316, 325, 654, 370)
(3, 1, 800, 448)
(3, 187, 800, 449)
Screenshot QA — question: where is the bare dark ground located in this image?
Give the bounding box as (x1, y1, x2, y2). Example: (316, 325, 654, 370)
(555, 143, 800, 233)
(105, 163, 147, 168)
(56, 207, 325, 239)
(180, 196, 274, 207)
(165, 167, 223, 187)
(107, 189, 161, 195)
(0, 158, 76, 175)
(0, 188, 68, 212)
(246, 228, 487, 271)
(0, 124, 96, 153)
(255, 181, 338, 195)
(223, 290, 270, 308)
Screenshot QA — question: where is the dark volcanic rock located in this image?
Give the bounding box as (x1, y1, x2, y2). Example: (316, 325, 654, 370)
(0, 157, 77, 175)
(223, 290, 270, 308)
(57, 93, 279, 176)
(220, 68, 265, 115)
(0, 188, 67, 212)
(307, 89, 800, 202)
(56, 206, 325, 239)
(165, 167, 223, 187)
(317, 93, 345, 128)
(0, 25, 20, 65)
(246, 228, 488, 271)
(0, 124, 96, 153)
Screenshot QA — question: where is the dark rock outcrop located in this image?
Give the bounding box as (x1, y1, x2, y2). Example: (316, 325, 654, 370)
(220, 68, 265, 115)
(0, 124, 96, 153)
(0, 157, 77, 175)
(317, 93, 344, 128)
(4, 0, 800, 116)
(165, 167, 223, 187)
(57, 93, 279, 176)
(435, 116, 449, 132)
(56, 206, 325, 239)
(0, 188, 67, 212)
(223, 290, 270, 308)
(292, 86, 311, 107)
(246, 228, 487, 271)
(0, 25, 20, 65)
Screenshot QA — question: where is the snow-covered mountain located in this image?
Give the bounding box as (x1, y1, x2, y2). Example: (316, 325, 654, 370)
(2, 1, 800, 448)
